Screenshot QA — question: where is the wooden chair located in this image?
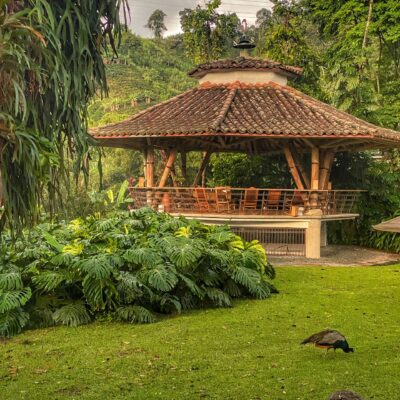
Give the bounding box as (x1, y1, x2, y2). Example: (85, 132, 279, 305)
(193, 187, 210, 212)
(240, 187, 259, 213)
(262, 190, 282, 214)
(215, 187, 232, 213)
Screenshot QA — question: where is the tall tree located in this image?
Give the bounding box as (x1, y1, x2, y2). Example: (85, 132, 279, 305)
(179, 0, 240, 64)
(146, 9, 167, 39)
(0, 0, 128, 233)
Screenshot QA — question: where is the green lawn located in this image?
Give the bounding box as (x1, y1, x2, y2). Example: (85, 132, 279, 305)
(1, 266, 400, 400)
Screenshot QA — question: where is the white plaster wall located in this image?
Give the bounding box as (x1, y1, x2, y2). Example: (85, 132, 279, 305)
(198, 70, 288, 86)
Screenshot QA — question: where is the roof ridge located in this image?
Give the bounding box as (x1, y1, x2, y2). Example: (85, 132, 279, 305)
(209, 87, 237, 132)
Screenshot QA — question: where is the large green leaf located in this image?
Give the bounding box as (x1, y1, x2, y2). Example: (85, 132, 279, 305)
(0, 288, 32, 313)
(53, 303, 91, 327)
(146, 266, 178, 292)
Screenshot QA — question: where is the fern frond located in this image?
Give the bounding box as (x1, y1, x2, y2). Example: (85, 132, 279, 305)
(0, 288, 32, 313)
(115, 305, 155, 324)
(53, 303, 91, 327)
(205, 287, 232, 307)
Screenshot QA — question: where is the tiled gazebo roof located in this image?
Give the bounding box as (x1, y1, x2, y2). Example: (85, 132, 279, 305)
(373, 217, 400, 233)
(91, 81, 400, 152)
(188, 56, 303, 78)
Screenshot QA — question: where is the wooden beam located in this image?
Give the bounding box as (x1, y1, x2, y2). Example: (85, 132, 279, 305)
(325, 151, 336, 190)
(193, 151, 211, 187)
(146, 147, 155, 187)
(143, 150, 147, 185)
(180, 151, 187, 184)
(158, 150, 177, 188)
(290, 145, 311, 189)
(319, 150, 335, 190)
(311, 147, 320, 190)
(283, 146, 305, 190)
(0, 141, 4, 207)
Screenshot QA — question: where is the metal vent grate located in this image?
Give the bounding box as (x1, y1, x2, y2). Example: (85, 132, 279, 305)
(232, 227, 305, 256)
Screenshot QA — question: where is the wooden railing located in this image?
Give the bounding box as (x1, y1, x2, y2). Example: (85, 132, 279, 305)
(128, 187, 364, 216)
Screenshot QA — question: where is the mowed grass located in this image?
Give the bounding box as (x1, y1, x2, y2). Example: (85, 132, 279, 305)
(1, 266, 400, 400)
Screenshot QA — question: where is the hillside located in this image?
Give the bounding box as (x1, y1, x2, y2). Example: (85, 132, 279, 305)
(89, 33, 196, 128)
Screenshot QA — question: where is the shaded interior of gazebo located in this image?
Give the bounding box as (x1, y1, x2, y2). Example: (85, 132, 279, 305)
(91, 51, 400, 258)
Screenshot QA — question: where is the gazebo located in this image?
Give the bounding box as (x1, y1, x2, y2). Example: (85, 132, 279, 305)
(373, 217, 400, 233)
(91, 43, 400, 259)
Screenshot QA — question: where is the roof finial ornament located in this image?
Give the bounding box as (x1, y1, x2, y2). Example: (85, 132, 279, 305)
(233, 19, 255, 58)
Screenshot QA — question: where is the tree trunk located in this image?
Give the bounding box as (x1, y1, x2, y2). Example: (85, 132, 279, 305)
(362, 0, 374, 49)
(193, 151, 211, 187)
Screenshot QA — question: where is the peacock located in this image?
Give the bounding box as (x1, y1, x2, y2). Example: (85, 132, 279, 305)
(301, 330, 354, 353)
(328, 390, 363, 400)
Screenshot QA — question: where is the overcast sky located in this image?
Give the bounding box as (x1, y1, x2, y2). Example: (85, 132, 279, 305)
(128, 0, 273, 37)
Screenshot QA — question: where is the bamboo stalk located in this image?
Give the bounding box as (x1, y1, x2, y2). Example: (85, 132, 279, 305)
(283, 146, 305, 190)
(311, 147, 320, 190)
(319, 151, 335, 190)
(146, 147, 155, 188)
(290, 146, 310, 189)
(181, 151, 187, 184)
(158, 150, 177, 188)
(193, 151, 211, 187)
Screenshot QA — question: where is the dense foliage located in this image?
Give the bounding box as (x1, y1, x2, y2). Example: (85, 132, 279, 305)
(146, 9, 167, 38)
(0, 0, 128, 233)
(179, 0, 240, 63)
(0, 209, 276, 337)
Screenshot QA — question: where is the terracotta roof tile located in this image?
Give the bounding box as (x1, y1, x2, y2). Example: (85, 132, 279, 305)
(188, 57, 303, 78)
(91, 81, 400, 145)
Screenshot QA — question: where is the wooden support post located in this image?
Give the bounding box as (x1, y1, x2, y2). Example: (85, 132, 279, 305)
(181, 151, 187, 184)
(158, 150, 177, 188)
(143, 150, 147, 184)
(193, 151, 211, 187)
(325, 151, 336, 190)
(290, 146, 311, 189)
(283, 146, 305, 190)
(146, 147, 155, 188)
(311, 147, 320, 190)
(319, 151, 335, 190)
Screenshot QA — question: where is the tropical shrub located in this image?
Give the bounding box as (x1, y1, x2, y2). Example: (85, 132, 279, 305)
(0, 208, 276, 337)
